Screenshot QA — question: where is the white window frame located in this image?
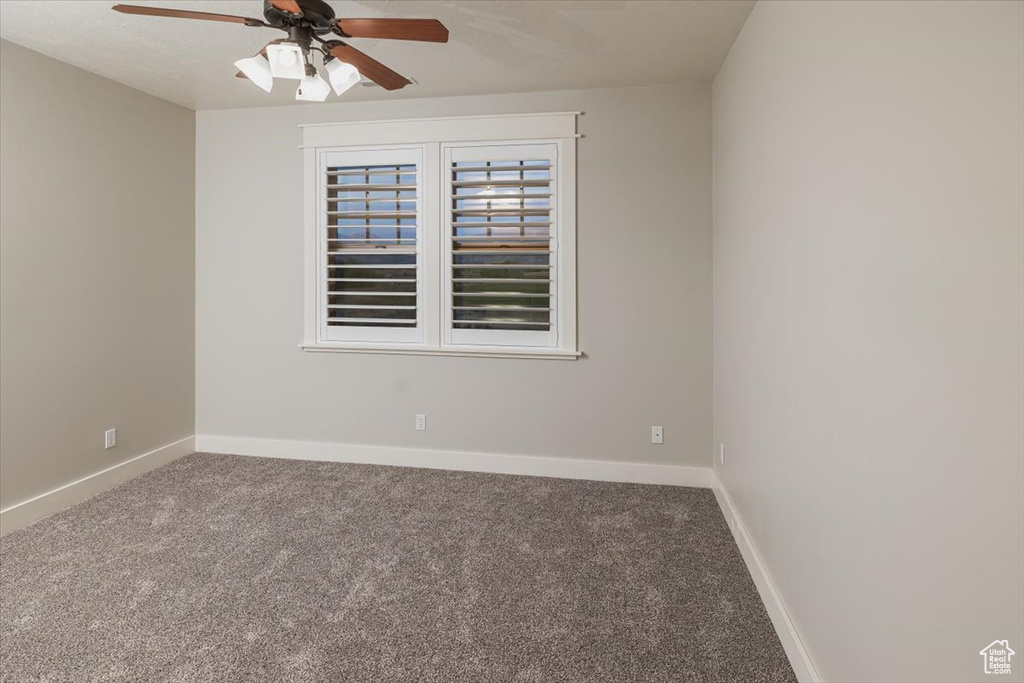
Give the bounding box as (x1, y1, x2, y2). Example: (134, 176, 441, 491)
(301, 113, 579, 360)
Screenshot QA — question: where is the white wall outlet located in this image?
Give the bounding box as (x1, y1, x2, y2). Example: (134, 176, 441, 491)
(719, 443, 725, 466)
(104, 428, 117, 449)
(415, 414, 426, 431)
(651, 426, 664, 444)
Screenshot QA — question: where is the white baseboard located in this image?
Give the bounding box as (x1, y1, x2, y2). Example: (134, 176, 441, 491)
(195, 435, 715, 488)
(712, 475, 821, 683)
(0, 436, 196, 536)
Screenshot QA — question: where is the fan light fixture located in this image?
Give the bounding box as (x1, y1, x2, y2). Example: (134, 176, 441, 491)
(296, 69, 331, 102)
(234, 54, 273, 93)
(237, 38, 364, 102)
(265, 42, 307, 80)
(325, 58, 361, 96)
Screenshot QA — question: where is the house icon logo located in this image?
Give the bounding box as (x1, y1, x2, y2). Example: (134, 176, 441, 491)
(980, 640, 1015, 675)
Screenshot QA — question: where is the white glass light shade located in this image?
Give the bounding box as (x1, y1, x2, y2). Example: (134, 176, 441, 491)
(296, 71, 331, 102)
(266, 42, 307, 80)
(233, 54, 273, 93)
(325, 59, 361, 96)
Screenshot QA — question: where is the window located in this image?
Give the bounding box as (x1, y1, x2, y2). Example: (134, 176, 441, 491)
(302, 113, 578, 359)
(445, 145, 558, 348)
(320, 148, 423, 343)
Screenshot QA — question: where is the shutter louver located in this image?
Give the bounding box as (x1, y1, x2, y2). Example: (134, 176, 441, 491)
(450, 159, 553, 332)
(325, 162, 418, 329)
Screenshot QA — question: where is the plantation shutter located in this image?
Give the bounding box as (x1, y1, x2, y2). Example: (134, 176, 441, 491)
(320, 148, 423, 343)
(444, 143, 559, 348)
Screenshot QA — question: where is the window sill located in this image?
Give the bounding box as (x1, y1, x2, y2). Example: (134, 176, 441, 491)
(299, 343, 582, 361)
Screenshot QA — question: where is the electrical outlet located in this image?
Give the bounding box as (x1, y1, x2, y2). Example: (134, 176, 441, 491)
(651, 426, 664, 444)
(104, 428, 117, 449)
(719, 443, 724, 467)
(415, 414, 426, 431)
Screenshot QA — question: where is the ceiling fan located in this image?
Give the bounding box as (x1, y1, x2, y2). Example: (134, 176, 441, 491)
(112, 0, 449, 101)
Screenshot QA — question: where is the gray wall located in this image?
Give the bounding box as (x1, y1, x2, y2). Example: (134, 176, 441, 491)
(0, 40, 195, 509)
(712, 2, 1024, 682)
(196, 84, 712, 468)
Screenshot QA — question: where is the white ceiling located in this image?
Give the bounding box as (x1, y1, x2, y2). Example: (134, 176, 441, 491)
(0, 0, 754, 111)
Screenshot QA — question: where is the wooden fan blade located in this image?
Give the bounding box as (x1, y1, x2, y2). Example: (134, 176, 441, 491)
(335, 18, 449, 43)
(112, 4, 260, 25)
(268, 0, 303, 15)
(328, 44, 411, 91)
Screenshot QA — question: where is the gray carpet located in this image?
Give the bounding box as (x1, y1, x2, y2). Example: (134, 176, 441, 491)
(1, 453, 796, 683)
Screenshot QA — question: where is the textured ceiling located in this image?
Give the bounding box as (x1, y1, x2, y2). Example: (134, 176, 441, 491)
(0, 0, 754, 110)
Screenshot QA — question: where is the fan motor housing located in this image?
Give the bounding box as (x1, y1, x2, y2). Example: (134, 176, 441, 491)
(263, 0, 336, 32)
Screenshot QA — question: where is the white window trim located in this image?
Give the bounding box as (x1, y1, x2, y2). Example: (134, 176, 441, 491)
(301, 112, 579, 360)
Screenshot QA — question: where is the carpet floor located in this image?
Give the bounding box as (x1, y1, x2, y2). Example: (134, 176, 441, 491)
(1, 453, 796, 683)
